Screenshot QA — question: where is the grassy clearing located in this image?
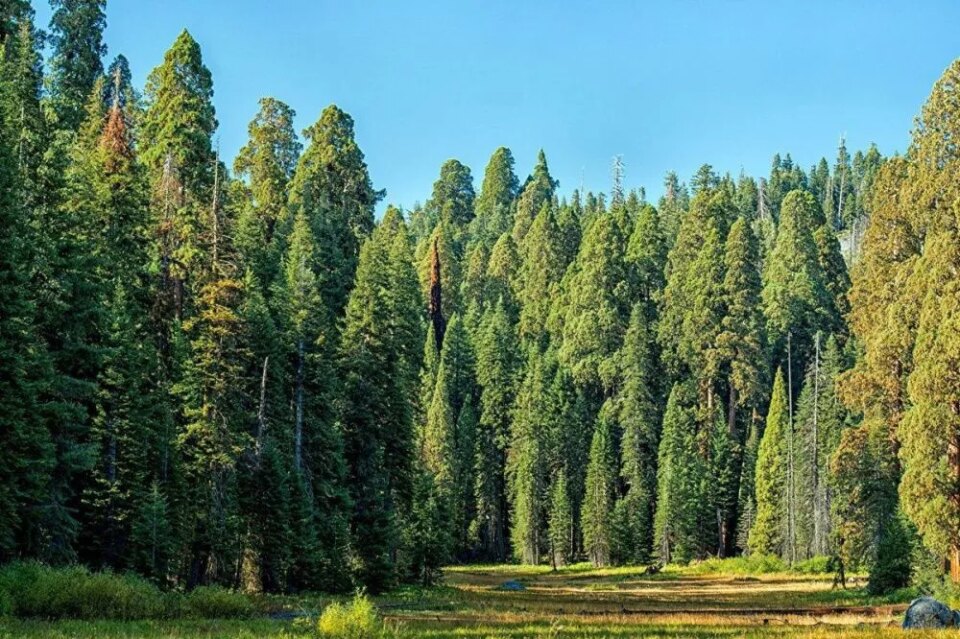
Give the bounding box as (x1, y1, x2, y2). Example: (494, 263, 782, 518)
(1, 561, 922, 638)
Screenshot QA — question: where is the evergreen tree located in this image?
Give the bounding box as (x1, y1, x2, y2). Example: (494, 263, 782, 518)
(654, 382, 703, 564)
(582, 405, 616, 566)
(736, 416, 760, 554)
(234, 97, 301, 293)
(718, 217, 767, 434)
(508, 348, 550, 564)
(513, 149, 557, 242)
(657, 171, 688, 248)
(750, 369, 789, 557)
(425, 158, 475, 255)
(47, 0, 107, 132)
(485, 232, 520, 319)
(626, 204, 667, 325)
(559, 211, 632, 394)
(471, 147, 519, 248)
(517, 203, 564, 348)
(659, 189, 733, 379)
(338, 206, 421, 592)
(288, 105, 382, 316)
(615, 304, 660, 562)
(0, 59, 49, 560)
(472, 301, 518, 561)
(762, 189, 832, 385)
(547, 469, 573, 568)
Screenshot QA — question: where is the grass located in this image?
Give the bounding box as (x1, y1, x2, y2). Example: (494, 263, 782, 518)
(0, 560, 923, 638)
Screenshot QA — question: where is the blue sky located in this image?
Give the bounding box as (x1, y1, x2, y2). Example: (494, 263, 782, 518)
(34, 1, 960, 210)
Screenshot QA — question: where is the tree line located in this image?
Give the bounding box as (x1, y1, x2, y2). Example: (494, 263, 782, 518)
(0, 0, 957, 596)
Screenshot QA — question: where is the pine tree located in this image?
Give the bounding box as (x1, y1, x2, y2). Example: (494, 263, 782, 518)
(582, 405, 616, 566)
(47, 0, 107, 132)
(615, 305, 660, 562)
(900, 228, 960, 579)
(659, 189, 733, 379)
(678, 216, 726, 411)
(513, 149, 557, 242)
(471, 147, 519, 248)
(508, 348, 550, 564)
(472, 301, 519, 561)
(339, 206, 422, 592)
(750, 369, 789, 557)
(626, 204, 667, 325)
(718, 218, 767, 434)
(425, 158, 475, 256)
(762, 189, 832, 385)
(708, 407, 739, 558)
(547, 469, 573, 568)
(0, 58, 49, 560)
(485, 232, 520, 319)
(736, 416, 760, 554)
(418, 359, 456, 562)
(657, 171, 688, 248)
(654, 382, 703, 564)
(288, 104, 382, 317)
(517, 203, 564, 348)
(559, 211, 632, 394)
(234, 97, 300, 293)
(716, 218, 767, 554)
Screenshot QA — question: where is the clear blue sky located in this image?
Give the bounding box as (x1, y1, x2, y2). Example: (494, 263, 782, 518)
(34, 1, 960, 211)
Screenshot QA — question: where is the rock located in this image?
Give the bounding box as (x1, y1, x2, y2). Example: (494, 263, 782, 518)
(499, 580, 526, 591)
(902, 596, 960, 629)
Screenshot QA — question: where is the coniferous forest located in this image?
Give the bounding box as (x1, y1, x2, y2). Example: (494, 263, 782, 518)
(2, 0, 960, 608)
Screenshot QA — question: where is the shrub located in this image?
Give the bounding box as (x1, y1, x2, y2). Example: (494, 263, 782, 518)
(684, 554, 786, 575)
(0, 562, 165, 620)
(181, 585, 254, 619)
(317, 592, 389, 639)
(791, 556, 833, 574)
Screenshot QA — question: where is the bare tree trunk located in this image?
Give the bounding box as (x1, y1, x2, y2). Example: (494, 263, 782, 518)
(812, 334, 822, 555)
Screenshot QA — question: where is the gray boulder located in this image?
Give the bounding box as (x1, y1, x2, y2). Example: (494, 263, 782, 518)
(903, 596, 960, 629)
(499, 580, 526, 591)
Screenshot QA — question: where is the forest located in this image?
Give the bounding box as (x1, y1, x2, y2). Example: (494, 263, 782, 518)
(1, 1, 960, 628)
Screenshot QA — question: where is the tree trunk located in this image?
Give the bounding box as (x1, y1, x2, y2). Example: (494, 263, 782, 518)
(256, 356, 269, 461)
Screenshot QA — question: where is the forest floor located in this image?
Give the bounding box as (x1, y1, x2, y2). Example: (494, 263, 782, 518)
(0, 563, 928, 638)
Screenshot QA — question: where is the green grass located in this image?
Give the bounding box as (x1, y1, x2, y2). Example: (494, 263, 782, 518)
(0, 562, 921, 638)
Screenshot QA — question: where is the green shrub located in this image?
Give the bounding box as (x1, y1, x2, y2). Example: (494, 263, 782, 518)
(317, 592, 389, 639)
(791, 555, 833, 574)
(684, 554, 786, 575)
(181, 585, 254, 619)
(0, 562, 165, 620)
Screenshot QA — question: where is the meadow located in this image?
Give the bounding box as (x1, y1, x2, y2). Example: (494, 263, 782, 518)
(0, 561, 927, 638)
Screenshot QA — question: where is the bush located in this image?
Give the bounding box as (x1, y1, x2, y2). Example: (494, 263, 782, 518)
(684, 554, 786, 575)
(791, 556, 833, 574)
(0, 562, 165, 620)
(181, 585, 255, 619)
(318, 592, 390, 639)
